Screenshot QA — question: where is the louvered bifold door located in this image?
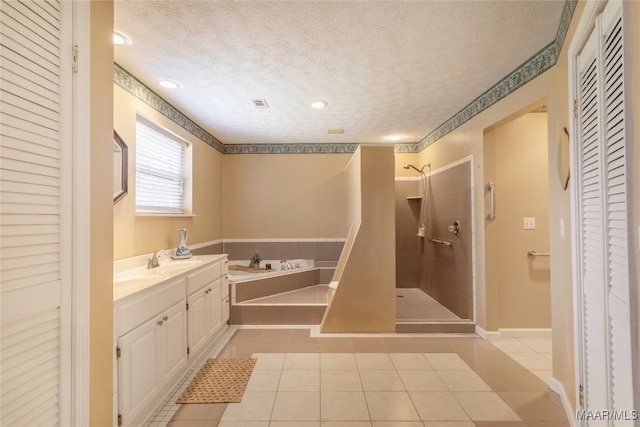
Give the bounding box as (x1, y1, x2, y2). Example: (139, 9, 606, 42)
(576, 25, 609, 415)
(575, 0, 635, 422)
(600, 0, 634, 417)
(1, 1, 70, 426)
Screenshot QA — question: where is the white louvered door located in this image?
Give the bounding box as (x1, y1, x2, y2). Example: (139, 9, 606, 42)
(1, 1, 72, 426)
(574, 0, 635, 423)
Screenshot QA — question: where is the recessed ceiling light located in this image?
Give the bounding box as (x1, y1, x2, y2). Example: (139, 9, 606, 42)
(311, 100, 328, 109)
(387, 135, 403, 141)
(113, 30, 131, 46)
(158, 79, 181, 90)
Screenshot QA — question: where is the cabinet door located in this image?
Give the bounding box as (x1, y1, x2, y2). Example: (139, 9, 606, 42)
(187, 287, 207, 357)
(222, 296, 230, 324)
(118, 317, 160, 425)
(158, 301, 188, 384)
(206, 282, 222, 337)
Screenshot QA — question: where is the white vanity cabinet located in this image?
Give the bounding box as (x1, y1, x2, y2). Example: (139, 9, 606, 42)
(115, 278, 187, 427)
(114, 254, 229, 427)
(186, 260, 224, 358)
(222, 260, 230, 323)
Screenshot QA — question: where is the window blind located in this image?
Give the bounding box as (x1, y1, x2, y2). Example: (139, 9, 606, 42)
(135, 117, 186, 214)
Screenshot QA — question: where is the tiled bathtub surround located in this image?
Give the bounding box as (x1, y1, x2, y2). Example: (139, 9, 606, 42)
(192, 239, 344, 267)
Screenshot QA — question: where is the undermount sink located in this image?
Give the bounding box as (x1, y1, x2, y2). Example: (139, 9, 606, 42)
(157, 259, 203, 272)
(114, 275, 156, 288)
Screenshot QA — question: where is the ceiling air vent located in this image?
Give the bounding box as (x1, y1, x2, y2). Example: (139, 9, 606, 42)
(252, 99, 269, 108)
(328, 128, 344, 135)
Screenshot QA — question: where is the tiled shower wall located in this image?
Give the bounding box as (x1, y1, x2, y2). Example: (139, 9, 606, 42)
(395, 161, 473, 319)
(395, 179, 421, 288)
(420, 162, 473, 319)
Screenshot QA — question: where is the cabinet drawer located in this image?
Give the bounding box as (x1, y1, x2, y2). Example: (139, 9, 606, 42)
(186, 263, 221, 295)
(115, 278, 185, 337)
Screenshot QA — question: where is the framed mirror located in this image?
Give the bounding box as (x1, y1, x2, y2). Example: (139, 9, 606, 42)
(557, 127, 570, 190)
(113, 130, 128, 204)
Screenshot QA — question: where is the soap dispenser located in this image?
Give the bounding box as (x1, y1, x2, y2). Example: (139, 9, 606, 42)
(173, 228, 192, 259)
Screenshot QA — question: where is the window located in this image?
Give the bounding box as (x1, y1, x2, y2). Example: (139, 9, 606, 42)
(135, 115, 192, 215)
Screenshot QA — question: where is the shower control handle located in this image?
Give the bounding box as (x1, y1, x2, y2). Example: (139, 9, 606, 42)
(448, 220, 461, 236)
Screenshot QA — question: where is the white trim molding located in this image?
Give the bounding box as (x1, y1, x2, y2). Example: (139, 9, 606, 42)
(549, 377, 577, 427)
(70, 1, 92, 425)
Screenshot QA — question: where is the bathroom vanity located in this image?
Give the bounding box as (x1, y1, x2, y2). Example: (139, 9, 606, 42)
(112, 254, 229, 427)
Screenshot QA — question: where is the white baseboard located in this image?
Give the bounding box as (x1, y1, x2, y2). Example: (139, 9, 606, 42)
(499, 328, 552, 338)
(475, 326, 551, 341)
(548, 377, 576, 427)
(475, 325, 501, 341)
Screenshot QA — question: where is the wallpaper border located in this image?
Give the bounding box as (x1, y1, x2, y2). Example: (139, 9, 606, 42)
(113, 0, 576, 155)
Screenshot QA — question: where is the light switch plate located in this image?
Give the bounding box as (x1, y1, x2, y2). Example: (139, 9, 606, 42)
(524, 217, 536, 230)
(560, 218, 565, 237)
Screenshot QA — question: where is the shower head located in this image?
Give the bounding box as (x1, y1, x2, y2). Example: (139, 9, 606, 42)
(404, 164, 421, 173)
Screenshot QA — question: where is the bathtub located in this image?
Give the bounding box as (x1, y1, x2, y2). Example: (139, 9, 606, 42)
(228, 259, 315, 283)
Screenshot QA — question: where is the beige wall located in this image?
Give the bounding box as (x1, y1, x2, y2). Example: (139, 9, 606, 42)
(90, 2, 114, 425)
(484, 113, 551, 328)
(414, 2, 590, 410)
(322, 147, 396, 332)
(222, 154, 351, 238)
(113, 86, 223, 259)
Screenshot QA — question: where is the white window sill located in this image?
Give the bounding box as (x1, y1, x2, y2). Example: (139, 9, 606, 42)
(136, 213, 197, 218)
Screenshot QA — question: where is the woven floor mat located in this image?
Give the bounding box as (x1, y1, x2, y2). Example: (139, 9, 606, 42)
(176, 358, 257, 404)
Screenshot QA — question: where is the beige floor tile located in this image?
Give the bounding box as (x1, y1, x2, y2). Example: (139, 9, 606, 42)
(540, 352, 552, 360)
(171, 403, 226, 420)
(360, 370, 405, 391)
(169, 420, 229, 427)
(423, 354, 470, 370)
(409, 392, 470, 421)
(365, 392, 420, 421)
(321, 370, 363, 391)
(453, 392, 521, 421)
(321, 391, 370, 421)
(279, 370, 320, 391)
(284, 353, 321, 370)
(507, 353, 552, 371)
(253, 353, 286, 370)
(497, 391, 568, 422)
(322, 422, 372, 427)
(389, 353, 433, 370)
(271, 392, 320, 421)
(421, 423, 475, 427)
(372, 422, 424, 427)
(221, 391, 277, 421)
(320, 353, 357, 370)
(436, 370, 491, 391)
(516, 338, 552, 353)
(355, 353, 395, 370)
(474, 369, 548, 392)
(247, 370, 282, 392)
(490, 339, 534, 353)
(218, 422, 270, 427)
(529, 370, 552, 384)
(398, 370, 448, 392)
(269, 422, 320, 427)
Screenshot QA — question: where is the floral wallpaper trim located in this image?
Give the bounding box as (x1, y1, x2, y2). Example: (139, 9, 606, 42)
(415, 0, 576, 151)
(114, 63, 226, 153)
(114, 0, 575, 155)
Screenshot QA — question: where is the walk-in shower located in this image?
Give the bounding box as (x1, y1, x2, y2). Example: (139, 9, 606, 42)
(403, 164, 430, 237)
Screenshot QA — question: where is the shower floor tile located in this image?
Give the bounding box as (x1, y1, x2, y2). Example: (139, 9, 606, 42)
(396, 289, 462, 321)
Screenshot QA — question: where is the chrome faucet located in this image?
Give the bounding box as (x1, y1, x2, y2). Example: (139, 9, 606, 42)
(280, 260, 294, 270)
(147, 250, 169, 269)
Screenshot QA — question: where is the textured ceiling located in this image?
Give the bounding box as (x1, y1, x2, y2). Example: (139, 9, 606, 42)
(114, 1, 564, 145)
